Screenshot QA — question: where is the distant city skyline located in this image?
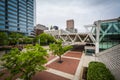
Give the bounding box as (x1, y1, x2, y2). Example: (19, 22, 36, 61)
(36, 0, 120, 32)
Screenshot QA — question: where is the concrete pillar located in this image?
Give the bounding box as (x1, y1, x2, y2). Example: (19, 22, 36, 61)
(59, 29, 62, 35)
(58, 30, 61, 39)
(95, 20, 101, 54)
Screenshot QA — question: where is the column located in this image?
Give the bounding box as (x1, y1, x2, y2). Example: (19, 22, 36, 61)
(95, 20, 101, 54)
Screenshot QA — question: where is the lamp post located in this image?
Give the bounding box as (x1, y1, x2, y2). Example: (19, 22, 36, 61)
(38, 38, 40, 45)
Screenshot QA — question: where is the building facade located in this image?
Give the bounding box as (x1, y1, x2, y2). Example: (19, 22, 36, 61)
(50, 26, 59, 30)
(0, 0, 35, 36)
(95, 17, 120, 52)
(66, 19, 77, 33)
(85, 17, 120, 54)
(66, 19, 74, 29)
(34, 24, 48, 36)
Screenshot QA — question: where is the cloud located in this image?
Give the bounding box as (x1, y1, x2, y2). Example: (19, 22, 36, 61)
(36, 0, 120, 32)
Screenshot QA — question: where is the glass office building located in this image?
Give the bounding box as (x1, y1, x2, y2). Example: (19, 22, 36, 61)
(93, 17, 120, 52)
(99, 20, 120, 51)
(0, 0, 35, 36)
(85, 17, 120, 54)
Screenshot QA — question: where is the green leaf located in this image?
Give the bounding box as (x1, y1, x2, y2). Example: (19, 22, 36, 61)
(0, 44, 48, 80)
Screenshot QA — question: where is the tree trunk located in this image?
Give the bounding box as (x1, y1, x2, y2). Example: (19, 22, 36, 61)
(58, 55, 63, 63)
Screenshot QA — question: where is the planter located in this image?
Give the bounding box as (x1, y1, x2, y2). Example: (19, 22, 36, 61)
(16, 78, 23, 80)
(82, 67, 88, 80)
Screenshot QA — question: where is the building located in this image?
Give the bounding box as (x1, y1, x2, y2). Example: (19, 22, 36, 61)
(0, 0, 35, 36)
(94, 17, 120, 53)
(50, 26, 59, 30)
(66, 19, 77, 33)
(85, 17, 120, 54)
(66, 19, 74, 29)
(34, 24, 48, 36)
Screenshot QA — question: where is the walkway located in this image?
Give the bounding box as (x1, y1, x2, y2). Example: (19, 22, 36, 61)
(32, 51, 83, 80)
(0, 48, 87, 80)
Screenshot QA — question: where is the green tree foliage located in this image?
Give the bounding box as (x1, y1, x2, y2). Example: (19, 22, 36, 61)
(22, 36, 33, 44)
(36, 33, 56, 45)
(9, 32, 23, 45)
(87, 61, 115, 80)
(49, 41, 72, 63)
(0, 32, 9, 45)
(0, 44, 48, 80)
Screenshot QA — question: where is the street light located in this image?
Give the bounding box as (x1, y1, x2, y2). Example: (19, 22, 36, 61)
(38, 38, 40, 45)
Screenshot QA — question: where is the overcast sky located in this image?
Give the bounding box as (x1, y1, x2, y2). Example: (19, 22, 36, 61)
(36, 0, 120, 32)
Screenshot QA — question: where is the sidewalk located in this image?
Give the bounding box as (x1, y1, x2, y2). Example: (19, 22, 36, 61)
(0, 50, 85, 80)
(32, 51, 83, 80)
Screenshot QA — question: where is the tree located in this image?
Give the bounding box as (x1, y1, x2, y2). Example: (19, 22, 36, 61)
(22, 36, 33, 44)
(9, 32, 23, 45)
(49, 41, 72, 63)
(36, 33, 56, 45)
(50, 26, 53, 30)
(0, 44, 48, 80)
(0, 32, 9, 45)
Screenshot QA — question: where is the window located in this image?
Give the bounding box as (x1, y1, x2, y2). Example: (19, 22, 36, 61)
(19, 5, 26, 11)
(99, 21, 120, 51)
(8, 22, 17, 27)
(27, 17, 33, 20)
(19, 17, 26, 22)
(8, 18, 17, 23)
(19, 21, 26, 25)
(0, 20, 5, 24)
(8, 1, 17, 8)
(27, 14, 33, 19)
(19, 14, 27, 19)
(19, 10, 26, 15)
(0, 1, 5, 6)
(20, 28, 26, 32)
(0, 6, 5, 11)
(27, 10, 33, 15)
(27, 19, 32, 22)
(10, 0, 17, 4)
(0, 25, 5, 29)
(27, 4, 33, 9)
(0, 11, 5, 15)
(19, 24, 26, 28)
(8, 14, 17, 19)
(27, 22, 33, 25)
(0, 16, 5, 20)
(27, 7, 33, 12)
(19, 3, 26, 8)
(27, 1, 33, 6)
(19, 0, 26, 5)
(8, 5, 17, 11)
(9, 27, 17, 31)
(8, 9, 17, 15)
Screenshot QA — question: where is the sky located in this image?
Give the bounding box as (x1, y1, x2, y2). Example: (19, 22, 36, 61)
(36, 0, 120, 32)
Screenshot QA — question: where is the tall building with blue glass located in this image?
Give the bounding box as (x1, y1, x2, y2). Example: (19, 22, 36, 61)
(0, 0, 35, 36)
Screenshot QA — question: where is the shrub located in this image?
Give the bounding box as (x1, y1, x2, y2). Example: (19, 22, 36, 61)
(87, 61, 115, 80)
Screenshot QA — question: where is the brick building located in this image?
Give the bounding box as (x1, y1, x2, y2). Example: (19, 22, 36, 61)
(66, 19, 77, 33)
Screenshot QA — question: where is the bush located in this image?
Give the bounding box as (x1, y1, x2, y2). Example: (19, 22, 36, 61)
(87, 61, 115, 80)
